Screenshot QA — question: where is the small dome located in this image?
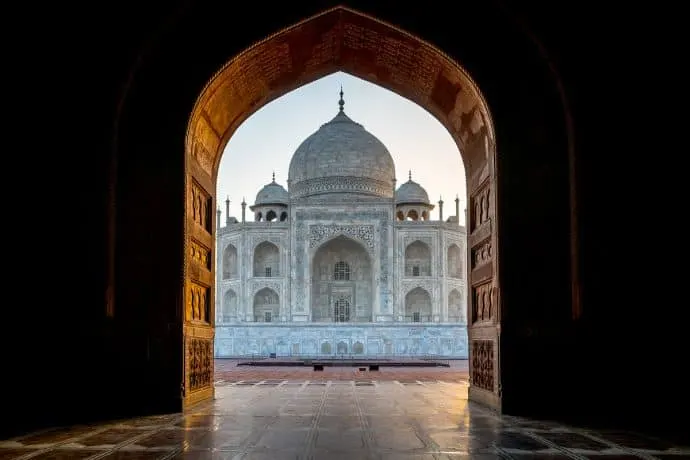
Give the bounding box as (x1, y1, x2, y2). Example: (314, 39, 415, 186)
(254, 174, 288, 206)
(288, 89, 396, 200)
(396, 172, 430, 205)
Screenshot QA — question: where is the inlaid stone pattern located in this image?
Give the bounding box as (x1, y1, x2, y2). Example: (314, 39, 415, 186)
(291, 176, 394, 200)
(308, 223, 375, 251)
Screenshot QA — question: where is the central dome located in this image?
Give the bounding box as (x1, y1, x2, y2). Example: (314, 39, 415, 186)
(288, 90, 396, 200)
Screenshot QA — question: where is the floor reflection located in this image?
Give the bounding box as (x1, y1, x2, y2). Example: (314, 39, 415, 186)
(1, 379, 688, 459)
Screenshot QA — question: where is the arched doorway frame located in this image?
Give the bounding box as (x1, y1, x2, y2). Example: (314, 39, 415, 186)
(182, 6, 504, 409)
(309, 234, 374, 323)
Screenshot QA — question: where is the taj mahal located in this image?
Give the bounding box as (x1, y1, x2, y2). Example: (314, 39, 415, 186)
(214, 90, 468, 358)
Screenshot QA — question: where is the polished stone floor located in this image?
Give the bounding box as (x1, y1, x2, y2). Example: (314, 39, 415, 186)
(2, 377, 689, 459)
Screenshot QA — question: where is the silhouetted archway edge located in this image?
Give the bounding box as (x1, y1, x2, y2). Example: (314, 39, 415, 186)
(182, 5, 505, 410)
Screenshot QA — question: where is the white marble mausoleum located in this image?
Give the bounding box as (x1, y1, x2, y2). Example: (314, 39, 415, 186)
(215, 91, 468, 358)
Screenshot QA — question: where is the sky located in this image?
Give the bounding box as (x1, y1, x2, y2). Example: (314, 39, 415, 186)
(216, 71, 467, 224)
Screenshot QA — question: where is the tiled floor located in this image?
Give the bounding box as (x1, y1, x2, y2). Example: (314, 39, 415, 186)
(2, 368, 688, 459)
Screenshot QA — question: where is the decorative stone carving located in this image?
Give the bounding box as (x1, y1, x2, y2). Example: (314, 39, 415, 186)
(291, 176, 394, 200)
(190, 239, 211, 270)
(188, 337, 212, 392)
(191, 182, 211, 232)
(187, 282, 210, 322)
(402, 280, 435, 299)
(471, 340, 494, 392)
(250, 280, 282, 298)
(380, 222, 389, 283)
(472, 282, 493, 322)
(470, 184, 490, 232)
(309, 224, 375, 250)
(471, 240, 492, 269)
(251, 234, 284, 249)
(404, 235, 433, 248)
(342, 21, 441, 100)
(192, 139, 214, 176)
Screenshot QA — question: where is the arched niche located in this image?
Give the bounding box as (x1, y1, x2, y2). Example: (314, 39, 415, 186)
(253, 241, 280, 277)
(222, 244, 238, 279)
(447, 244, 463, 279)
(221, 289, 238, 322)
(405, 287, 432, 322)
(448, 288, 464, 323)
(253, 287, 279, 322)
(405, 240, 432, 277)
(311, 235, 372, 322)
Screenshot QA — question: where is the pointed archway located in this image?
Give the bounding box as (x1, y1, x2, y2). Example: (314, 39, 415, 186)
(183, 6, 502, 410)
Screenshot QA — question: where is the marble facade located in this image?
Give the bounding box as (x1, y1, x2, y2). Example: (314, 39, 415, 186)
(215, 97, 468, 358)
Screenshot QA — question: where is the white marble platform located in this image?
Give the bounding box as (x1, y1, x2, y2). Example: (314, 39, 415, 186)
(214, 323, 468, 358)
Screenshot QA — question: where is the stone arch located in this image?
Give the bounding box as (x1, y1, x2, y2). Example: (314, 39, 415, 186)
(253, 241, 280, 277)
(253, 287, 279, 322)
(405, 240, 431, 277)
(406, 209, 419, 221)
(405, 287, 432, 322)
(222, 244, 238, 279)
(265, 210, 277, 222)
(448, 288, 463, 323)
(221, 288, 238, 323)
(279, 211, 288, 222)
(447, 244, 463, 278)
(153, 3, 577, 411)
(309, 230, 376, 261)
(311, 235, 372, 322)
(321, 342, 332, 355)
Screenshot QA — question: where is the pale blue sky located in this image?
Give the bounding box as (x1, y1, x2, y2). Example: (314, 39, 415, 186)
(217, 71, 466, 223)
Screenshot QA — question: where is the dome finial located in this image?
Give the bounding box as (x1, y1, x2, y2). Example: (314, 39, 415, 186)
(338, 85, 345, 112)
(272, 171, 275, 182)
(408, 170, 412, 181)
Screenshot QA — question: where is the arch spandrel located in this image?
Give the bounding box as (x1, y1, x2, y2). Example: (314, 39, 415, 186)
(186, 6, 495, 179)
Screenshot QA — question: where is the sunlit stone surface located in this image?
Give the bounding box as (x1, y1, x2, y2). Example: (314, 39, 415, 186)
(3, 365, 687, 459)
